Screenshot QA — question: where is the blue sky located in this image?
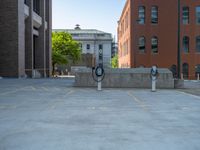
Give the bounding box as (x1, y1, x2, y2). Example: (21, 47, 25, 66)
(52, 0, 126, 38)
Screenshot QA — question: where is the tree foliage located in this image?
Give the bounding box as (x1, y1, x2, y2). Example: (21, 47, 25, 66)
(111, 55, 118, 68)
(52, 32, 81, 75)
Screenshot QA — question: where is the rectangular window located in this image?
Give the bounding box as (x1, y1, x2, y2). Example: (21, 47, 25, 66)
(125, 12, 128, 29)
(139, 37, 145, 53)
(183, 36, 189, 53)
(87, 44, 90, 50)
(33, 0, 40, 15)
(138, 6, 145, 24)
(196, 36, 200, 52)
(151, 6, 158, 24)
(182, 7, 189, 24)
(152, 37, 158, 54)
(196, 6, 200, 24)
(99, 44, 103, 50)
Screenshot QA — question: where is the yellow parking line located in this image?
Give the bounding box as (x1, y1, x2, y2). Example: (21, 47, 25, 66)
(127, 91, 149, 111)
(66, 90, 75, 95)
(0, 105, 17, 109)
(30, 86, 36, 90)
(41, 87, 48, 91)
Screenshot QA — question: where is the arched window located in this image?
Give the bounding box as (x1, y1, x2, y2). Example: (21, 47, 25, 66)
(195, 64, 200, 78)
(182, 63, 189, 79)
(196, 36, 200, 52)
(183, 36, 189, 53)
(138, 36, 145, 53)
(170, 65, 177, 78)
(152, 36, 158, 53)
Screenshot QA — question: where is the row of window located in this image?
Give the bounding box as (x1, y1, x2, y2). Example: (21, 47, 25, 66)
(138, 6, 200, 25)
(136, 64, 200, 79)
(80, 44, 103, 51)
(138, 36, 200, 53)
(120, 40, 129, 57)
(138, 36, 158, 53)
(138, 6, 158, 24)
(120, 11, 130, 36)
(182, 6, 200, 24)
(182, 36, 200, 53)
(170, 64, 200, 79)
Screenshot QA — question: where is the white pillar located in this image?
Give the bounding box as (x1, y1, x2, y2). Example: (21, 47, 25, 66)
(97, 77, 102, 91)
(152, 76, 156, 92)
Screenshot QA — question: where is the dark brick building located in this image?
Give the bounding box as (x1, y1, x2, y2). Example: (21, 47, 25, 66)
(0, 0, 52, 78)
(118, 0, 200, 79)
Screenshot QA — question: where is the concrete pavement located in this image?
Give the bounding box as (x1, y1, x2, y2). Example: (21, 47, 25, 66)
(0, 79, 200, 150)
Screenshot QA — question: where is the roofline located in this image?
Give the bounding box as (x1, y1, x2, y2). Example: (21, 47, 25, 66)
(118, 0, 130, 23)
(52, 29, 112, 35)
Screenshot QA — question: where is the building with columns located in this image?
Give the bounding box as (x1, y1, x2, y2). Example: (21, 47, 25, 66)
(118, 0, 200, 79)
(0, 0, 52, 78)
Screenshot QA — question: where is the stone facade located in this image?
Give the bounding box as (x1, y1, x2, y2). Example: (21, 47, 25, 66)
(0, 0, 52, 78)
(53, 26, 113, 68)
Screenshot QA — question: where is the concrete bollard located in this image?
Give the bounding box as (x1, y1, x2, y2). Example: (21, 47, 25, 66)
(150, 66, 159, 92)
(152, 77, 156, 92)
(97, 77, 102, 91)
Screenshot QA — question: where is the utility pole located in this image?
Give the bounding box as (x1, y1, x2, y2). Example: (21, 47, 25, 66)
(177, 0, 181, 79)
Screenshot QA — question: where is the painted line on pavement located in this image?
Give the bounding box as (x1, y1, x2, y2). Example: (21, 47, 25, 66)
(49, 89, 75, 109)
(66, 90, 75, 96)
(127, 91, 149, 111)
(0, 86, 31, 96)
(41, 87, 49, 91)
(177, 91, 200, 100)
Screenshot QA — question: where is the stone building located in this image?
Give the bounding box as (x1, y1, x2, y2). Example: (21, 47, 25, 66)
(53, 25, 113, 68)
(0, 0, 52, 78)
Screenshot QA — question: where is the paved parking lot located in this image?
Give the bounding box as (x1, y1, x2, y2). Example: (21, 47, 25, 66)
(0, 79, 200, 150)
(179, 80, 200, 96)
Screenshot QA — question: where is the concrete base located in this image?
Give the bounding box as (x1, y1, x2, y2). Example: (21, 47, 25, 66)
(74, 68, 174, 88)
(174, 79, 184, 89)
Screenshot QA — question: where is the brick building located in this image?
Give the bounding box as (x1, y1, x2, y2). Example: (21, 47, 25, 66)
(0, 0, 52, 78)
(118, 0, 200, 79)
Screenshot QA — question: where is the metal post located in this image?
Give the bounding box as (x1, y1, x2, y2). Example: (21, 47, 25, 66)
(198, 74, 200, 81)
(177, 0, 181, 79)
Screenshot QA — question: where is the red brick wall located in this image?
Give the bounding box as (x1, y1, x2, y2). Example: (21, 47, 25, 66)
(118, 0, 200, 79)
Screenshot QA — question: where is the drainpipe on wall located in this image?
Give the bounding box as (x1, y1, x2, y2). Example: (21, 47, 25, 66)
(177, 0, 181, 79)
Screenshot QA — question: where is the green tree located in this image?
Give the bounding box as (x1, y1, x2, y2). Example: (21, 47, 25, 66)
(52, 32, 81, 75)
(112, 55, 118, 68)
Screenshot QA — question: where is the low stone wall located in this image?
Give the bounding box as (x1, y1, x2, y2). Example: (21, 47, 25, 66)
(74, 68, 174, 88)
